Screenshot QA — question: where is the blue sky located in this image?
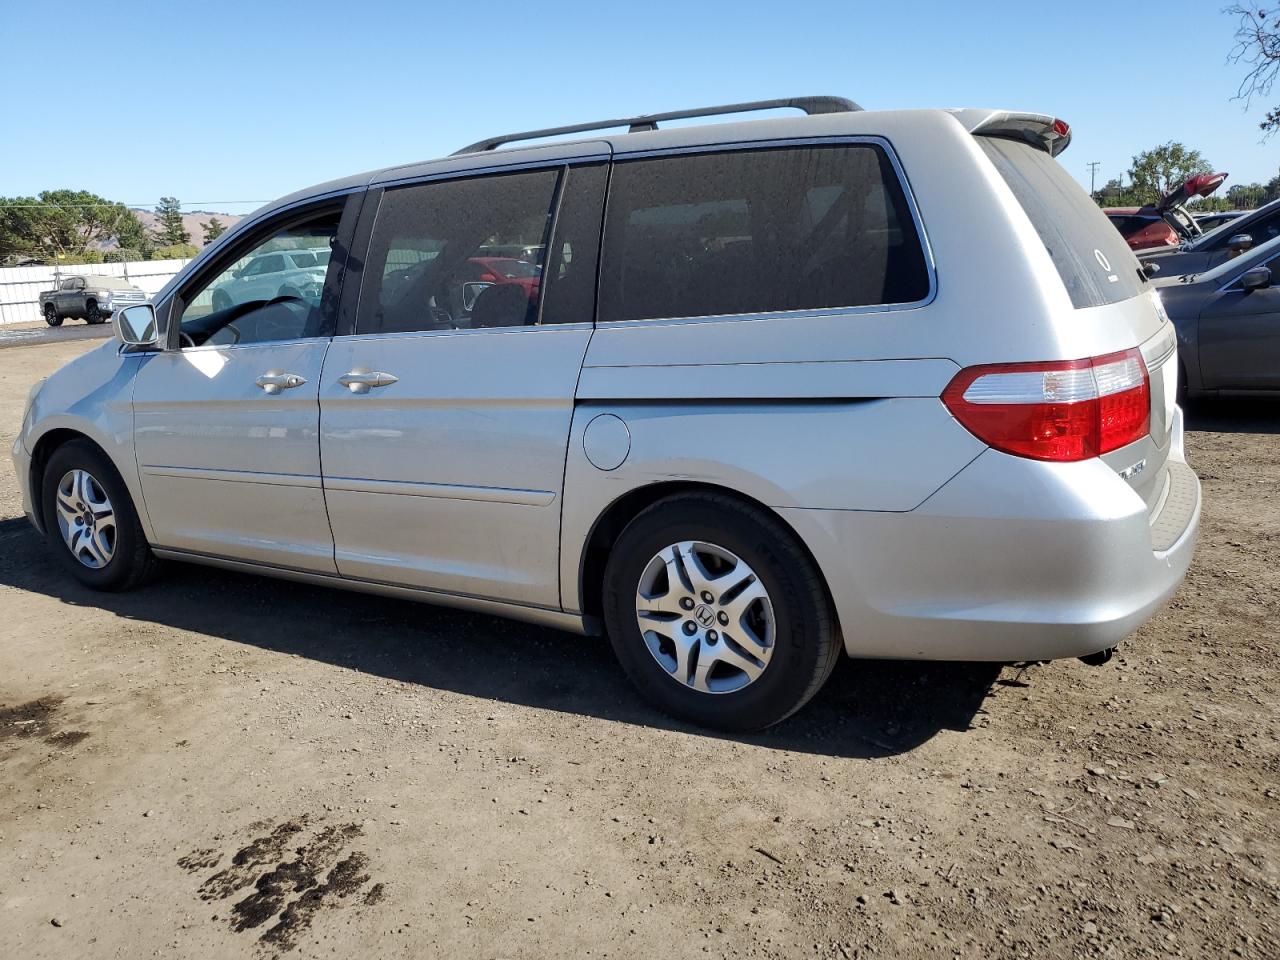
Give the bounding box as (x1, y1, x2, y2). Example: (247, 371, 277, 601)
(1, 0, 1275, 213)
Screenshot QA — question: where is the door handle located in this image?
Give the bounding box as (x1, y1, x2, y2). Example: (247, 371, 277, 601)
(255, 371, 308, 395)
(338, 370, 399, 394)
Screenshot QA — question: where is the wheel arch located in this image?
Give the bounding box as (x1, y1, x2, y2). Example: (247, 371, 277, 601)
(574, 481, 838, 634)
(28, 428, 100, 534)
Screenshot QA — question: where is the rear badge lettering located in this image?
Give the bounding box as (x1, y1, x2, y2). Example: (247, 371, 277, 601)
(1119, 459, 1146, 480)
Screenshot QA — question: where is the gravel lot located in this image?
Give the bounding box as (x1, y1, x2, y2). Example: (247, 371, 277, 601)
(1, 338, 1277, 959)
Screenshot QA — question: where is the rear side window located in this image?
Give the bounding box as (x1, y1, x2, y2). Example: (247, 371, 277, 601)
(598, 144, 930, 323)
(980, 137, 1146, 308)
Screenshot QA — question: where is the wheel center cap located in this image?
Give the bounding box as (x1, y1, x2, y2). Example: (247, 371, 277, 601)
(694, 603, 716, 628)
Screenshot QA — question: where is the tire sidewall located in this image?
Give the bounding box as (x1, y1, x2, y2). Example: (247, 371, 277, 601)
(41, 442, 144, 590)
(603, 499, 828, 731)
(44, 307, 62, 327)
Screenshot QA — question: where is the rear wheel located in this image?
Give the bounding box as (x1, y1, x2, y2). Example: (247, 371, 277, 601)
(602, 493, 840, 731)
(43, 304, 62, 327)
(41, 440, 158, 591)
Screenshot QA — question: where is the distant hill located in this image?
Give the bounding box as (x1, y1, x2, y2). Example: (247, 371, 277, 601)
(130, 209, 247, 249)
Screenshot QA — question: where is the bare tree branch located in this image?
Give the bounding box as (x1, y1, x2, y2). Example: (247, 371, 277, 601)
(1225, 4, 1280, 136)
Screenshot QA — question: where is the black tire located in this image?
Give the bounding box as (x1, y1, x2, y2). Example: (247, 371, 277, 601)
(41, 439, 159, 591)
(44, 304, 62, 327)
(602, 493, 840, 732)
(85, 300, 105, 325)
(212, 289, 232, 312)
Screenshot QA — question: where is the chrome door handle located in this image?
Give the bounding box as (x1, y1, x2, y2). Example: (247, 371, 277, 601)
(338, 370, 399, 394)
(255, 371, 308, 395)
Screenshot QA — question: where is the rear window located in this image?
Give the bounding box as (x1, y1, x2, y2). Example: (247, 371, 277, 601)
(1107, 214, 1154, 237)
(980, 137, 1147, 309)
(599, 143, 931, 323)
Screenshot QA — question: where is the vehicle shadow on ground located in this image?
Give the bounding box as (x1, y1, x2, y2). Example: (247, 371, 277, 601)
(1184, 397, 1280, 435)
(0, 521, 1004, 759)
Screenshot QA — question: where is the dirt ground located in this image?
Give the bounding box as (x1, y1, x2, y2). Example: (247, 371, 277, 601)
(1, 338, 1276, 960)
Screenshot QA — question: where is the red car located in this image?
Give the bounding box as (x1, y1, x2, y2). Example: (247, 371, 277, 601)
(455, 256, 541, 298)
(1105, 172, 1227, 251)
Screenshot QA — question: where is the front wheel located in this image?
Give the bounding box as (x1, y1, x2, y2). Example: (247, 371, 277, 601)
(44, 305, 62, 327)
(85, 301, 105, 324)
(41, 439, 159, 591)
(602, 493, 840, 731)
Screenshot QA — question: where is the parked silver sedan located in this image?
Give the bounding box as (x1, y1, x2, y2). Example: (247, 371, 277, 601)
(11, 97, 1201, 730)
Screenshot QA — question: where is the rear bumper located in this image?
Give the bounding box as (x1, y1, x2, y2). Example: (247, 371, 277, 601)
(783, 411, 1201, 662)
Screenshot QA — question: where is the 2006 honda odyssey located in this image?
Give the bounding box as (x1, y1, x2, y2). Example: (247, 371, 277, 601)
(11, 97, 1201, 730)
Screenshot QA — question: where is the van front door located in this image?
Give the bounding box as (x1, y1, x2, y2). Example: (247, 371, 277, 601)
(133, 198, 357, 571)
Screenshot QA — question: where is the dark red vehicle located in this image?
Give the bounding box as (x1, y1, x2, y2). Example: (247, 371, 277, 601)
(1105, 172, 1228, 251)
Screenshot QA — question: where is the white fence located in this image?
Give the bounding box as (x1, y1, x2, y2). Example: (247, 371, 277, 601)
(0, 259, 190, 325)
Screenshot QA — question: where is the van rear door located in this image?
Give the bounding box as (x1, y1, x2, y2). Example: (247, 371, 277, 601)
(974, 133, 1177, 511)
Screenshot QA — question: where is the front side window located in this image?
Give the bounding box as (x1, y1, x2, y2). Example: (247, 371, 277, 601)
(60, 279, 77, 291)
(177, 212, 340, 347)
(598, 144, 930, 323)
(359, 168, 559, 334)
(1218, 208, 1280, 250)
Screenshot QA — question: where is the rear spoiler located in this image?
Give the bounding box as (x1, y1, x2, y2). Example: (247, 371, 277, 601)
(948, 109, 1073, 157)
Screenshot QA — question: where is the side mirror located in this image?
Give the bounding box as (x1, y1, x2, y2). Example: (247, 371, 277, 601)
(1240, 266, 1272, 292)
(1228, 233, 1254, 252)
(114, 303, 159, 347)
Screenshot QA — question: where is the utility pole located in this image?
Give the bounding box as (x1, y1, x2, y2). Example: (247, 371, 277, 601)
(1087, 161, 1101, 198)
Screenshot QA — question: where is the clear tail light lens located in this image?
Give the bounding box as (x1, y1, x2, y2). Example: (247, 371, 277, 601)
(942, 348, 1150, 462)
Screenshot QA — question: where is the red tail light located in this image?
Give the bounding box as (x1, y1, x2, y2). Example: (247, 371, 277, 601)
(942, 349, 1150, 462)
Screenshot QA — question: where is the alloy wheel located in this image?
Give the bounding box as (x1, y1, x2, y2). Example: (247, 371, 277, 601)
(53, 468, 116, 569)
(634, 540, 775, 694)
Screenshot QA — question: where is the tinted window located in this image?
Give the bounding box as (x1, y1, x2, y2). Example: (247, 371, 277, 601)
(540, 163, 607, 325)
(1107, 215, 1154, 237)
(1213, 207, 1280, 250)
(360, 169, 559, 334)
(598, 145, 929, 323)
(979, 137, 1147, 308)
(177, 212, 340, 347)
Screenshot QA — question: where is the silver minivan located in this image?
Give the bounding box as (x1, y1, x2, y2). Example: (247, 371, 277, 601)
(11, 97, 1201, 730)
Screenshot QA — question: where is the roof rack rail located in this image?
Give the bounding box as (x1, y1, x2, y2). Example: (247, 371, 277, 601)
(452, 96, 862, 155)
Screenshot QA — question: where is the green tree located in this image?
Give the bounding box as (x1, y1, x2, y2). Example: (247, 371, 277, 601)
(201, 217, 226, 244)
(1226, 4, 1280, 138)
(114, 210, 153, 254)
(151, 242, 199, 261)
(0, 190, 140, 261)
(154, 196, 190, 245)
(1266, 168, 1280, 202)
(1126, 143, 1212, 205)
